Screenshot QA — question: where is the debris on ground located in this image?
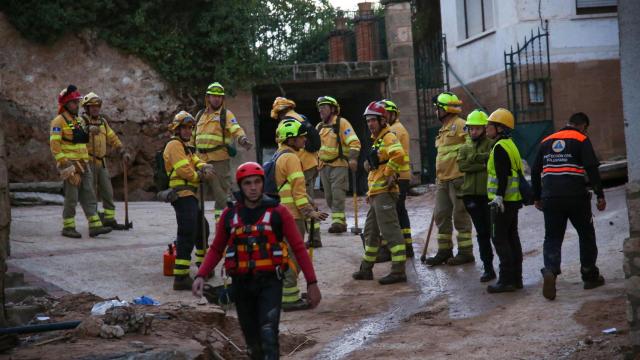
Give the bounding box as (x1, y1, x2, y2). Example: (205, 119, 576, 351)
(4, 291, 316, 359)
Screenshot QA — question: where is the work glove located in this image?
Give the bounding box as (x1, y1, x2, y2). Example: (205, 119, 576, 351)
(348, 159, 358, 172)
(385, 174, 397, 189)
(58, 164, 76, 181)
(309, 210, 329, 222)
(89, 125, 100, 135)
(238, 136, 253, 151)
(488, 195, 505, 213)
(68, 173, 82, 187)
(157, 188, 178, 203)
(199, 164, 216, 181)
(302, 206, 328, 222)
(121, 151, 132, 164)
(363, 160, 371, 173)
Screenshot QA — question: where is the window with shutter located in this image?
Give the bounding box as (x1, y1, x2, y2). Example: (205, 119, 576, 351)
(576, 0, 617, 15)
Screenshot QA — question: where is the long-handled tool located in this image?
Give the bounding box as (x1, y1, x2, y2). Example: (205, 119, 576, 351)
(200, 180, 208, 253)
(419, 212, 436, 263)
(349, 169, 362, 235)
(307, 219, 315, 263)
(122, 160, 133, 229)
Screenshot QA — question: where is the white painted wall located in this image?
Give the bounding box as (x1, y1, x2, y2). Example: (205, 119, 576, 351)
(441, 0, 620, 86)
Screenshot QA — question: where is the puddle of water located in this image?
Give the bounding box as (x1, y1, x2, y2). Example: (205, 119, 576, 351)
(314, 260, 446, 360)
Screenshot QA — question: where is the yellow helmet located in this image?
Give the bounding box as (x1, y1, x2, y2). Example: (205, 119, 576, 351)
(488, 108, 515, 129)
(270, 97, 296, 119)
(81, 92, 102, 107)
(206, 82, 225, 96)
(168, 111, 196, 131)
(433, 92, 462, 114)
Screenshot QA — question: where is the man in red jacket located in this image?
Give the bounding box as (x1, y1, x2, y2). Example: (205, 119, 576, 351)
(193, 162, 321, 360)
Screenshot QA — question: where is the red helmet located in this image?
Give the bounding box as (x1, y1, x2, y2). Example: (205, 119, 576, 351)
(236, 162, 265, 183)
(363, 101, 385, 117)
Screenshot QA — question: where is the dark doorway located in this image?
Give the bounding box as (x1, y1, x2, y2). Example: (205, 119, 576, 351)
(253, 79, 385, 194)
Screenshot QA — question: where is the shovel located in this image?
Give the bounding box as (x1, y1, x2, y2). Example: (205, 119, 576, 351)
(419, 212, 435, 263)
(349, 169, 362, 236)
(122, 160, 133, 229)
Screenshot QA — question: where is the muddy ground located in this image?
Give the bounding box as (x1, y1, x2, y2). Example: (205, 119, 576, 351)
(6, 185, 633, 359)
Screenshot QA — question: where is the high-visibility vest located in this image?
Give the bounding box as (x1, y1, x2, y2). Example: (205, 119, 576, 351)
(223, 207, 291, 275)
(487, 138, 523, 202)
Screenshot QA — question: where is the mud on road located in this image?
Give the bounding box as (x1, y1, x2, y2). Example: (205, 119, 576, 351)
(7, 186, 632, 359)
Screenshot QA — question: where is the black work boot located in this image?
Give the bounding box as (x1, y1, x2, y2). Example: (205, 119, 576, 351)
(89, 226, 112, 238)
(61, 228, 82, 239)
(102, 218, 128, 230)
(328, 223, 347, 233)
(584, 275, 605, 290)
(487, 281, 516, 293)
(541, 269, 557, 300)
(378, 272, 407, 285)
(480, 265, 497, 282)
(306, 240, 323, 248)
(446, 252, 475, 266)
(173, 275, 194, 291)
(423, 250, 453, 266)
(376, 245, 391, 263)
(282, 299, 311, 312)
(352, 263, 374, 280)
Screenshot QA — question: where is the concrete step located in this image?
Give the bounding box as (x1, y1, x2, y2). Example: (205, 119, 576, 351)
(5, 304, 46, 326)
(4, 272, 26, 288)
(5, 286, 47, 304)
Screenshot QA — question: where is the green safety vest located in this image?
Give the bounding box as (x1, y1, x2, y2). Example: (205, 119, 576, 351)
(487, 138, 523, 201)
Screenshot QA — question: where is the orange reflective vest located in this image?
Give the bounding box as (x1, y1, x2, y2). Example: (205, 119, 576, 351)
(223, 207, 291, 275)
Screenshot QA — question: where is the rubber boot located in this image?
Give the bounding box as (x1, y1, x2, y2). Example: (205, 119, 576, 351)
(542, 269, 557, 300)
(61, 228, 82, 239)
(446, 252, 475, 266)
(328, 223, 347, 234)
(376, 245, 391, 263)
(423, 250, 453, 266)
(89, 226, 112, 238)
(102, 218, 127, 230)
(282, 299, 311, 312)
(173, 275, 194, 291)
(352, 263, 374, 280)
(480, 264, 497, 282)
(583, 275, 605, 290)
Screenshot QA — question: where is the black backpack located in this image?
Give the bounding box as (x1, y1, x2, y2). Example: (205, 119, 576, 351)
(284, 114, 321, 153)
(262, 149, 293, 196)
(154, 139, 187, 191)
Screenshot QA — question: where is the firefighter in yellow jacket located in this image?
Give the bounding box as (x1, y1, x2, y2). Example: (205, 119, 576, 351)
(424, 92, 474, 266)
(81, 92, 132, 230)
(50, 85, 112, 239)
(382, 99, 414, 257)
(271, 97, 323, 247)
(352, 101, 408, 285)
(193, 82, 252, 221)
(274, 119, 328, 310)
(316, 96, 361, 233)
(164, 111, 216, 290)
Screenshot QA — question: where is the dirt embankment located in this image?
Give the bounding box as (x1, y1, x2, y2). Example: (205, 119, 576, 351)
(0, 12, 180, 200)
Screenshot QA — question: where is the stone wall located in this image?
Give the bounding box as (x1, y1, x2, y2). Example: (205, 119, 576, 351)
(619, 0, 640, 355)
(384, 1, 421, 182)
(0, 119, 10, 326)
(0, 13, 257, 200)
